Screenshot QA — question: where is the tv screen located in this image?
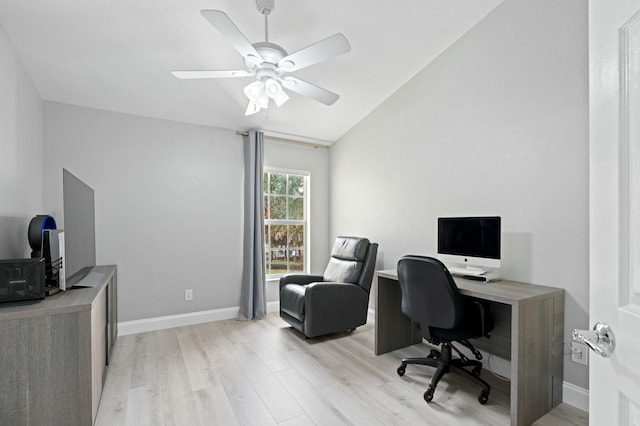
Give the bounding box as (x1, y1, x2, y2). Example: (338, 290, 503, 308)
(62, 169, 96, 281)
(438, 216, 501, 260)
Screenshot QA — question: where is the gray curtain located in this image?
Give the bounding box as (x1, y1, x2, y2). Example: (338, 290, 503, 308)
(238, 130, 267, 320)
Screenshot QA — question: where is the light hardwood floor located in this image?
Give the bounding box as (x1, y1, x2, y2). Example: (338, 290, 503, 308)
(96, 313, 587, 426)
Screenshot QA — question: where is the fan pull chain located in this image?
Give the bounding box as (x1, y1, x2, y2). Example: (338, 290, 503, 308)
(264, 13, 269, 42)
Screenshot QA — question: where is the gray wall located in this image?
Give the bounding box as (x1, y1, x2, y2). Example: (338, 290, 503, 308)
(329, 0, 589, 389)
(0, 26, 43, 258)
(42, 103, 331, 322)
(43, 102, 243, 322)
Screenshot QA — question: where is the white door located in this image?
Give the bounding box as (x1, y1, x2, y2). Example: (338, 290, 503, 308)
(589, 0, 640, 424)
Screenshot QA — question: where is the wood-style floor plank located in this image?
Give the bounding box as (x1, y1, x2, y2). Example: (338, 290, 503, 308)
(531, 403, 589, 426)
(96, 312, 587, 426)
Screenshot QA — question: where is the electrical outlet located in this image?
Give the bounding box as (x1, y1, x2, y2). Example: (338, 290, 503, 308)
(571, 342, 588, 366)
(184, 289, 193, 301)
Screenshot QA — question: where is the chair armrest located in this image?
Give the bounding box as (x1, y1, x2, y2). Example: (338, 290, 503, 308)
(305, 282, 368, 316)
(279, 274, 324, 290)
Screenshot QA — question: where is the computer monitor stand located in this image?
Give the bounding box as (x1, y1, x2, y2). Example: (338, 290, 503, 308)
(448, 266, 501, 282)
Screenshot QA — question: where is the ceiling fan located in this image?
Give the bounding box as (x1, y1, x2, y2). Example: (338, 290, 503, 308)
(172, 0, 351, 116)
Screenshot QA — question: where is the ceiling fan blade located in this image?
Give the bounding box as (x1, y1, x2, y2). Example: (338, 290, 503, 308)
(278, 33, 350, 72)
(280, 76, 340, 105)
(171, 70, 253, 79)
(200, 10, 263, 64)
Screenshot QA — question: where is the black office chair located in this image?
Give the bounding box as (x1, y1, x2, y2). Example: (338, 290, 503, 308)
(396, 255, 494, 404)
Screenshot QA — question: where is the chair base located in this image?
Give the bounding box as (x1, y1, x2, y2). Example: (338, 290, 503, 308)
(397, 343, 491, 405)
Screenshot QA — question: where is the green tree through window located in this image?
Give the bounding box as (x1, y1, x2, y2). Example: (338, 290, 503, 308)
(264, 171, 307, 275)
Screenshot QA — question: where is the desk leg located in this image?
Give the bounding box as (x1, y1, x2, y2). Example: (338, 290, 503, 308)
(510, 294, 564, 426)
(375, 276, 422, 355)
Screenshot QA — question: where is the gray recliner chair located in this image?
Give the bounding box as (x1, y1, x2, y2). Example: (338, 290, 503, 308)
(279, 236, 378, 338)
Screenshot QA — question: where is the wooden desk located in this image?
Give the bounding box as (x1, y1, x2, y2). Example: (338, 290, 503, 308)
(375, 270, 564, 426)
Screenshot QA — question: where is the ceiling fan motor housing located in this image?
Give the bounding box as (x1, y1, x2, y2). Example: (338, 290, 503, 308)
(255, 63, 278, 82)
(246, 42, 288, 71)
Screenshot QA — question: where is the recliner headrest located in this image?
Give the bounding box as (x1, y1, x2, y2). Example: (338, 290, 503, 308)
(330, 236, 370, 261)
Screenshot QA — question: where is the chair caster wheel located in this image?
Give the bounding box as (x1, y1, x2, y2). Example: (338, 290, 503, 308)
(397, 364, 406, 376)
(478, 389, 489, 405)
(424, 387, 434, 402)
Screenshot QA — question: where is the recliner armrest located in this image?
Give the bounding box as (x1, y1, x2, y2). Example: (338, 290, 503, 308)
(279, 274, 324, 290)
(303, 282, 370, 338)
(305, 282, 369, 316)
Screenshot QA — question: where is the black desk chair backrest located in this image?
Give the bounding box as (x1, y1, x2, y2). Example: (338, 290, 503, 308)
(397, 255, 464, 335)
(395, 255, 493, 405)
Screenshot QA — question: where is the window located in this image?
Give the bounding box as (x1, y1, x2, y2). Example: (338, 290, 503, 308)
(264, 170, 308, 276)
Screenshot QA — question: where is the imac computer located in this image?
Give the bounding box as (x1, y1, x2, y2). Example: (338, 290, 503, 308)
(437, 216, 501, 282)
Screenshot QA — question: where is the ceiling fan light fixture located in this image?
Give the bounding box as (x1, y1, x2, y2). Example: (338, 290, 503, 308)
(265, 80, 289, 107)
(266, 78, 288, 103)
(245, 79, 288, 112)
(244, 81, 263, 100)
(244, 81, 269, 115)
(264, 78, 280, 96)
(256, 90, 269, 109)
(245, 100, 260, 116)
(264, 78, 289, 107)
(273, 91, 289, 107)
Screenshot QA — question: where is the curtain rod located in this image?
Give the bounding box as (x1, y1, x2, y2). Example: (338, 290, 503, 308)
(235, 130, 330, 149)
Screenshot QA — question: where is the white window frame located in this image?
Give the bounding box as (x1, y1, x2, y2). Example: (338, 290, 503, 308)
(264, 167, 310, 278)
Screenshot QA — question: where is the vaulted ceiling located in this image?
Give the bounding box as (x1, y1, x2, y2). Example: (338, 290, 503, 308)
(0, 0, 503, 142)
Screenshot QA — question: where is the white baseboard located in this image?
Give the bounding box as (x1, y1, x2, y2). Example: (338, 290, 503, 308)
(267, 301, 280, 313)
(118, 301, 281, 336)
(562, 381, 589, 412)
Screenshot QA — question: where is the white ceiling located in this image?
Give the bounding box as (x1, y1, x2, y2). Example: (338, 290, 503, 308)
(0, 0, 503, 142)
